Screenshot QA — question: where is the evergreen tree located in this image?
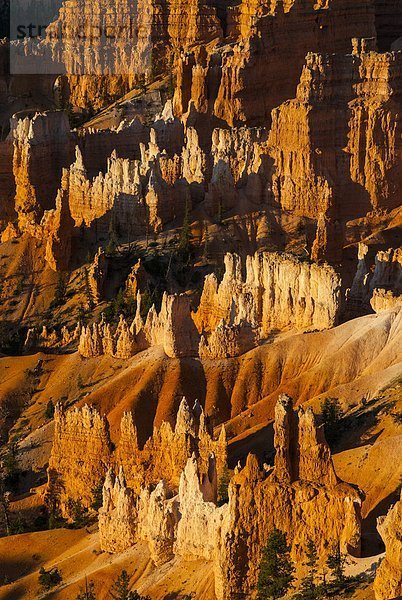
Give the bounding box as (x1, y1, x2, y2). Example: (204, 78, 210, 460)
(178, 200, 192, 260)
(321, 397, 343, 444)
(110, 570, 132, 600)
(326, 542, 348, 586)
(53, 274, 67, 306)
(83, 268, 94, 310)
(45, 400, 55, 419)
(110, 571, 151, 600)
(4, 441, 19, 487)
(217, 465, 230, 506)
(295, 539, 322, 599)
(76, 578, 96, 600)
(38, 566, 62, 590)
(257, 528, 295, 599)
(0, 473, 10, 536)
(91, 480, 104, 511)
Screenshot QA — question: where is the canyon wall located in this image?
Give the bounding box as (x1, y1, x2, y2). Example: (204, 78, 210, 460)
(173, 0, 376, 126)
(46, 404, 112, 516)
(45, 0, 223, 110)
(12, 111, 75, 230)
(348, 244, 402, 315)
(268, 47, 402, 260)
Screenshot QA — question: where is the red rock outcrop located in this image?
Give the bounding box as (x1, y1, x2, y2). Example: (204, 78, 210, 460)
(348, 244, 402, 314)
(46, 404, 113, 516)
(268, 48, 402, 260)
(46, 398, 227, 516)
(117, 397, 227, 493)
(99, 468, 137, 553)
(98, 394, 361, 600)
(88, 248, 109, 305)
(44, 0, 222, 110)
(373, 491, 402, 600)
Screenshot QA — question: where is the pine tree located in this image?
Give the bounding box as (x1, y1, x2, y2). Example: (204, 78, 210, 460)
(257, 528, 295, 599)
(295, 539, 322, 599)
(53, 274, 66, 306)
(45, 400, 55, 419)
(76, 578, 96, 600)
(178, 200, 192, 260)
(83, 268, 94, 310)
(326, 542, 348, 586)
(217, 465, 230, 506)
(110, 571, 151, 600)
(110, 570, 131, 600)
(91, 480, 104, 511)
(321, 397, 343, 444)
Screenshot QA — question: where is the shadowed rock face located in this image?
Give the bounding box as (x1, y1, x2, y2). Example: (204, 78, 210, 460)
(97, 395, 361, 599)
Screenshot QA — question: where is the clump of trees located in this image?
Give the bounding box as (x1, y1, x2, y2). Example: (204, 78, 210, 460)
(257, 531, 356, 599)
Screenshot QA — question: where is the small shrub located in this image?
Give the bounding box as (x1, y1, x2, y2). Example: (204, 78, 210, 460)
(45, 400, 55, 419)
(38, 566, 62, 590)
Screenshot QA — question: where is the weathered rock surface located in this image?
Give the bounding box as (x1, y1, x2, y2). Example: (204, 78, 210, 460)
(349, 244, 402, 314)
(46, 397, 227, 517)
(373, 491, 402, 600)
(98, 394, 362, 600)
(46, 404, 112, 516)
(194, 252, 341, 336)
(174, 0, 376, 126)
(12, 111, 74, 229)
(98, 468, 137, 553)
(117, 397, 227, 493)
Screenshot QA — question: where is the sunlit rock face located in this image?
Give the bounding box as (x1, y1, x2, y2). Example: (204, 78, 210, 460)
(98, 395, 362, 600)
(373, 492, 402, 600)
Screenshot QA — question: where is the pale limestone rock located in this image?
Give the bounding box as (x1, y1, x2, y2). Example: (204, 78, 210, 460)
(371, 289, 402, 313)
(349, 246, 402, 314)
(0, 222, 19, 243)
(199, 320, 259, 359)
(97, 394, 361, 600)
(137, 481, 179, 565)
(174, 454, 225, 562)
(98, 468, 137, 553)
(194, 252, 341, 337)
(78, 323, 104, 358)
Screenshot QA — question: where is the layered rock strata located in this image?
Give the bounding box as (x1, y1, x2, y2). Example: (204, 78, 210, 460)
(44, 0, 222, 109)
(12, 111, 75, 229)
(268, 48, 402, 260)
(46, 404, 112, 516)
(173, 0, 376, 125)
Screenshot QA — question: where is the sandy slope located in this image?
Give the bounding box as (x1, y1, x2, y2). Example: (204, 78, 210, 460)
(0, 529, 214, 600)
